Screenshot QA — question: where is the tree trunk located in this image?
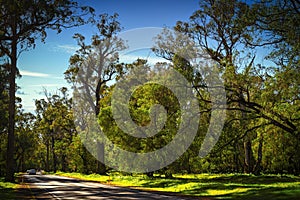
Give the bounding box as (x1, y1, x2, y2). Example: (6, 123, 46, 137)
(46, 140, 49, 172)
(81, 144, 88, 174)
(254, 135, 263, 175)
(165, 171, 173, 178)
(239, 90, 255, 174)
(146, 172, 154, 178)
(244, 138, 255, 173)
(96, 141, 106, 175)
(293, 134, 300, 175)
(95, 89, 106, 175)
(20, 152, 25, 172)
(51, 135, 57, 173)
(61, 154, 67, 172)
(5, 19, 17, 182)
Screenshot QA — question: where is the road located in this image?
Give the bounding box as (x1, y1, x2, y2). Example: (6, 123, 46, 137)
(23, 174, 199, 200)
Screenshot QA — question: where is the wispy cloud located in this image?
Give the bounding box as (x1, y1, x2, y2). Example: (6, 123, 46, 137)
(19, 70, 63, 79)
(20, 70, 50, 78)
(55, 44, 78, 54)
(31, 84, 65, 88)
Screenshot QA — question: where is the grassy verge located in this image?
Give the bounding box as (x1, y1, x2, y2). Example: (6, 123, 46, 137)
(0, 177, 19, 200)
(55, 172, 300, 199)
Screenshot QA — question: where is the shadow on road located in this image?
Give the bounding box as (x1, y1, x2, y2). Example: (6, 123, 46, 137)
(19, 175, 206, 200)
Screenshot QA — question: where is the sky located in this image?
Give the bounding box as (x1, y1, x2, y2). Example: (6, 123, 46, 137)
(16, 0, 200, 113)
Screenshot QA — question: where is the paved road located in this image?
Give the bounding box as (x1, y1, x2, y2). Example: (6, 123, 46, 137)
(23, 174, 199, 199)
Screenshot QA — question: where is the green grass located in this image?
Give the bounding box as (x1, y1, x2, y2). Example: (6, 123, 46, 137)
(55, 171, 111, 182)
(55, 172, 300, 199)
(0, 177, 19, 200)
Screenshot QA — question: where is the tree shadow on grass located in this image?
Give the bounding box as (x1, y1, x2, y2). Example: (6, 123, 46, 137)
(0, 175, 36, 200)
(141, 174, 299, 187)
(139, 174, 300, 200)
(208, 174, 300, 185)
(0, 185, 15, 200)
(212, 185, 300, 200)
(180, 184, 300, 199)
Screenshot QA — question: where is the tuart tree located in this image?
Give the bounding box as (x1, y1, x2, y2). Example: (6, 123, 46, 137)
(65, 13, 126, 174)
(155, 0, 299, 174)
(0, 0, 94, 182)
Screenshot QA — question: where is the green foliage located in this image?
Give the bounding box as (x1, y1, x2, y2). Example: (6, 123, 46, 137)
(157, 0, 300, 175)
(0, 64, 9, 176)
(33, 88, 78, 172)
(0, 0, 94, 182)
(0, 0, 94, 50)
(15, 109, 37, 172)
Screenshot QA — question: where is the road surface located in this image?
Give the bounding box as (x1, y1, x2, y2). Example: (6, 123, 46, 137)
(23, 174, 199, 199)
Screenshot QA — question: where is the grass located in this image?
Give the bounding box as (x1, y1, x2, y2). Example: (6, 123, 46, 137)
(0, 177, 19, 200)
(55, 172, 300, 199)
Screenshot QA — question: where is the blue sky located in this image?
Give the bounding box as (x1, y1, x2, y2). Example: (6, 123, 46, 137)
(17, 0, 200, 112)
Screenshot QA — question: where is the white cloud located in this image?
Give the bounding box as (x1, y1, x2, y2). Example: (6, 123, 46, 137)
(56, 44, 78, 54)
(120, 54, 169, 65)
(20, 70, 50, 78)
(19, 70, 64, 79)
(147, 57, 170, 65)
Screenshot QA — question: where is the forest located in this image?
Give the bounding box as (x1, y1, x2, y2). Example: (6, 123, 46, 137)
(0, 0, 299, 184)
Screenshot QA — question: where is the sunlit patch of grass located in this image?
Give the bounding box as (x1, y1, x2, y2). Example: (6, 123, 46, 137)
(55, 171, 110, 182)
(0, 179, 17, 188)
(206, 187, 250, 196)
(55, 172, 300, 199)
